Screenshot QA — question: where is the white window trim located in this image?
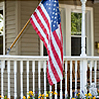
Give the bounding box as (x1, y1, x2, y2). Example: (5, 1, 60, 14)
(40, 4, 94, 56)
(0, 1, 5, 55)
(59, 4, 94, 56)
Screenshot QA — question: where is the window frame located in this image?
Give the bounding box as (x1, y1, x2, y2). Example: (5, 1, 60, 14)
(40, 4, 94, 56)
(0, 1, 5, 55)
(59, 4, 94, 56)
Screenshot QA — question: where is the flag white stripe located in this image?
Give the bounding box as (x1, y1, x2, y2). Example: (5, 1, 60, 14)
(31, 14, 48, 46)
(39, 4, 63, 82)
(51, 30, 62, 64)
(48, 38, 63, 80)
(36, 5, 63, 80)
(48, 60, 57, 84)
(40, 4, 51, 25)
(30, 1, 63, 85)
(35, 9, 50, 37)
(36, 7, 62, 65)
(56, 25, 61, 40)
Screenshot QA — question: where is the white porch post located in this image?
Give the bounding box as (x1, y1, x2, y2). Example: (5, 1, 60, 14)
(80, 0, 87, 94)
(81, 0, 87, 57)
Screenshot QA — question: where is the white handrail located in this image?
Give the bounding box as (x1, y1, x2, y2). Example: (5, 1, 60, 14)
(1, 55, 99, 60)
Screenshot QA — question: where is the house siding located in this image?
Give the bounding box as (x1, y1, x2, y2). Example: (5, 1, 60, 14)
(4, 0, 17, 96)
(94, 4, 99, 56)
(5, 0, 40, 56)
(2, 0, 99, 97)
(5, 1, 16, 55)
(20, 1, 40, 56)
(19, 1, 40, 96)
(4, 1, 40, 97)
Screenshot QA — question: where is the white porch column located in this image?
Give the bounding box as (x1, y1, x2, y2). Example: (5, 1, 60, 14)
(80, 0, 87, 95)
(81, 0, 87, 57)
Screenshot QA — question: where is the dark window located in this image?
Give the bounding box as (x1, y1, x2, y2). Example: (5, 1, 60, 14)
(71, 12, 83, 56)
(0, 10, 3, 55)
(43, 45, 48, 56)
(0, 36, 3, 55)
(71, 37, 87, 56)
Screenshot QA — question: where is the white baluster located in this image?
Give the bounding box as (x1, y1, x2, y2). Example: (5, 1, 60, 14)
(65, 61, 67, 98)
(38, 61, 41, 95)
(14, 60, 17, 99)
(55, 83, 57, 99)
(1, 60, 4, 98)
(94, 60, 97, 87)
(70, 60, 72, 98)
(20, 60, 23, 98)
(27, 60, 29, 98)
(80, 60, 82, 93)
(44, 61, 46, 98)
(60, 80, 62, 99)
(32, 61, 35, 96)
(7, 60, 10, 98)
(90, 61, 92, 84)
(49, 85, 52, 99)
(75, 61, 77, 96)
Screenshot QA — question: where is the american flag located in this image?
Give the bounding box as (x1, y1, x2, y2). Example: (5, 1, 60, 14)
(30, 0, 63, 85)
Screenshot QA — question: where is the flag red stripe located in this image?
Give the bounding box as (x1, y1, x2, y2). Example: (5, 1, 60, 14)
(50, 38, 63, 73)
(47, 66, 53, 85)
(30, 17, 48, 50)
(33, 12, 49, 41)
(53, 30, 62, 54)
(49, 55, 61, 82)
(53, 30, 63, 62)
(30, 1, 63, 85)
(60, 23, 63, 62)
(37, 6, 51, 33)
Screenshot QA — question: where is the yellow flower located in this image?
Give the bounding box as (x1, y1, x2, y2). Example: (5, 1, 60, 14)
(38, 96, 41, 98)
(31, 93, 34, 96)
(29, 91, 33, 94)
(72, 98, 75, 99)
(93, 96, 96, 99)
(42, 94, 44, 97)
(78, 93, 80, 95)
(0, 95, 3, 98)
(23, 96, 26, 99)
(50, 91, 53, 94)
(45, 94, 49, 97)
(98, 90, 99, 93)
(54, 92, 57, 95)
(88, 93, 92, 96)
(41, 97, 44, 99)
(85, 94, 87, 96)
(39, 94, 41, 96)
(28, 96, 30, 99)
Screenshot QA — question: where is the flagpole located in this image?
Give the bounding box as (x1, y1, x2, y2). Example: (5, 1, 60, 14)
(7, 19, 30, 55)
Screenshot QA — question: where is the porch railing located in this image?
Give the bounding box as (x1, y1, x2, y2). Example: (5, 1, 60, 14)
(0, 55, 99, 98)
